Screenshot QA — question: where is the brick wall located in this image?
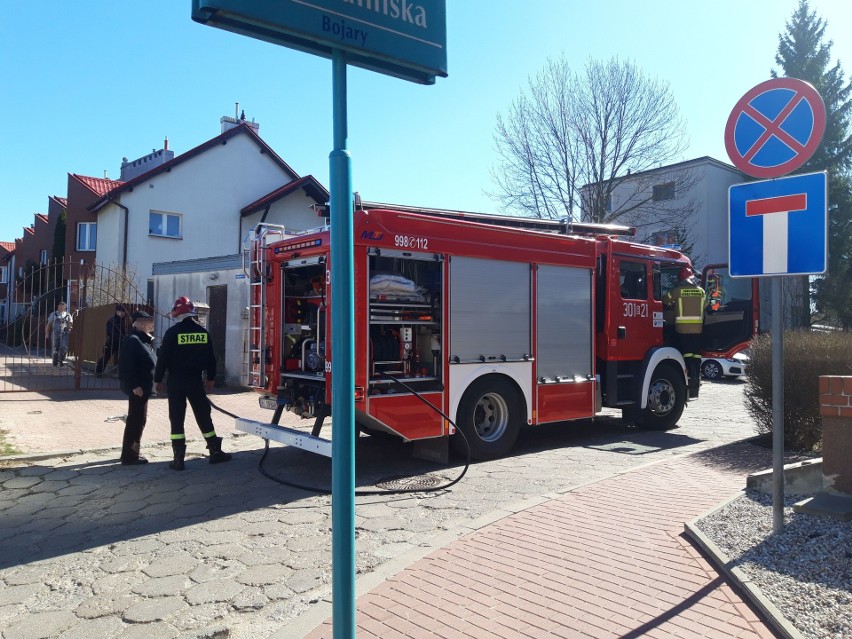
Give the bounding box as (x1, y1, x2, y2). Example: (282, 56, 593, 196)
(819, 375, 852, 495)
(819, 375, 852, 418)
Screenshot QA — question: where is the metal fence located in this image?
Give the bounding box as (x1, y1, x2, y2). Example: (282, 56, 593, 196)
(0, 259, 152, 392)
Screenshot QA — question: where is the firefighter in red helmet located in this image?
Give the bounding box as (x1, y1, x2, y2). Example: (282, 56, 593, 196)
(154, 297, 232, 470)
(663, 266, 706, 396)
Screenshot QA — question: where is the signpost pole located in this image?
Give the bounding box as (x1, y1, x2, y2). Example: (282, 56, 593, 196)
(329, 47, 356, 639)
(771, 276, 785, 532)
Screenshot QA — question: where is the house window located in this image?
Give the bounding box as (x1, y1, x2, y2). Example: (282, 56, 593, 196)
(149, 211, 182, 239)
(40, 250, 48, 264)
(77, 222, 97, 251)
(652, 182, 675, 202)
(0, 266, 7, 284)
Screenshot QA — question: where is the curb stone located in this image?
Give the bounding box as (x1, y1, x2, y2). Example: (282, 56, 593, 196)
(0, 432, 252, 466)
(684, 493, 806, 639)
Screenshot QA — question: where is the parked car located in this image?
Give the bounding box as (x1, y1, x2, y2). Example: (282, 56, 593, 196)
(701, 351, 749, 380)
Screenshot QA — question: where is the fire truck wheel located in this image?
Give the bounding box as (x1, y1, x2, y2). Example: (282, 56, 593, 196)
(452, 376, 523, 461)
(636, 365, 685, 431)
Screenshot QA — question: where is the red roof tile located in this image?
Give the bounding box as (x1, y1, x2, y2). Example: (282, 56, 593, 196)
(51, 196, 68, 208)
(71, 174, 124, 196)
(36, 214, 49, 224)
(0, 241, 15, 252)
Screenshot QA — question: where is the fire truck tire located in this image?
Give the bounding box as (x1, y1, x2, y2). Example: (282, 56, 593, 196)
(452, 376, 523, 461)
(634, 364, 686, 431)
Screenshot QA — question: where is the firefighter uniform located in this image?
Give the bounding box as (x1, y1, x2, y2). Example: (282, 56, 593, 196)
(663, 273, 706, 393)
(154, 298, 231, 470)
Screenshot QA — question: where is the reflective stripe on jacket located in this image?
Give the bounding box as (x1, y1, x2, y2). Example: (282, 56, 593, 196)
(664, 284, 706, 335)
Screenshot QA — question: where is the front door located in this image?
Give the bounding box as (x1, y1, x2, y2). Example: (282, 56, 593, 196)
(612, 258, 654, 362)
(207, 285, 227, 384)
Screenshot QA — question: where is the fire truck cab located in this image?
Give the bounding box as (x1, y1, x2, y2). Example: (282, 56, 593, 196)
(242, 207, 707, 461)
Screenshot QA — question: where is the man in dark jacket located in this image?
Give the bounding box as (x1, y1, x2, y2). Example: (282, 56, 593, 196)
(96, 304, 128, 376)
(154, 297, 232, 470)
(118, 311, 157, 465)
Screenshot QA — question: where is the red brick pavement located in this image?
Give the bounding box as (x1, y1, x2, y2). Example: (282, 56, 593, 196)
(304, 449, 778, 639)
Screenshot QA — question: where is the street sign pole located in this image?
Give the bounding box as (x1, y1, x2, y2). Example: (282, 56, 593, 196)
(770, 277, 784, 533)
(727, 74, 828, 537)
(329, 48, 356, 639)
(190, 6, 447, 634)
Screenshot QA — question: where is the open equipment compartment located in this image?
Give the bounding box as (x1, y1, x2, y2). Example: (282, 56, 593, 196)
(367, 249, 443, 395)
(279, 257, 327, 419)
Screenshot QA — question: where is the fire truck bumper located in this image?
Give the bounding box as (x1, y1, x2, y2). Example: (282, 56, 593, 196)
(235, 418, 332, 457)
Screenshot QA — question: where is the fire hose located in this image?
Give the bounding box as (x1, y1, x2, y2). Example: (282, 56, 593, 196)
(207, 375, 471, 497)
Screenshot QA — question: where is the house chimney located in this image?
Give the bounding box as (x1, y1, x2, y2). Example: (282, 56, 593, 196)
(119, 139, 176, 181)
(220, 106, 260, 134)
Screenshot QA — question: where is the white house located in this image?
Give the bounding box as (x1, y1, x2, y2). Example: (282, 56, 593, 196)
(581, 156, 810, 329)
(89, 120, 329, 383)
(581, 156, 746, 269)
(90, 121, 309, 293)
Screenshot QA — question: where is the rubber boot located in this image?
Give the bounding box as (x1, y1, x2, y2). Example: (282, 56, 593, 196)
(206, 436, 232, 464)
(687, 359, 701, 399)
(169, 443, 186, 471)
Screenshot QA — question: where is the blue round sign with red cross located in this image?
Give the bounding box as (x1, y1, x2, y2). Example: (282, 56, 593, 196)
(725, 77, 826, 178)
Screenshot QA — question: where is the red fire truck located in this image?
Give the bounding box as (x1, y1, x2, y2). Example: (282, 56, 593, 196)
(239, 206, 744, 461)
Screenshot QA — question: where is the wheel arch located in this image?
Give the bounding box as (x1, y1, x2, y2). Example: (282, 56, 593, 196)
(638, 347, 687, 409)
(449, 363, 531, 427)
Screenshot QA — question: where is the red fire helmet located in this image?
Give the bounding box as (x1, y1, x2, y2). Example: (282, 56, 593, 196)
(678, 267, 693, 281)
(171, 296, 195, 317)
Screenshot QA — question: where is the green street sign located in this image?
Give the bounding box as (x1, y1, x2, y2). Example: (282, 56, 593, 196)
(192, 0, 447, 84)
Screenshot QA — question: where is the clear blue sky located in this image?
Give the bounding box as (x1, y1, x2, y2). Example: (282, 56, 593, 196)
(1, 0, 850, 243)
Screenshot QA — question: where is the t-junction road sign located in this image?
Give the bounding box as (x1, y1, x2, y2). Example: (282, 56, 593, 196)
(729, 171, 827, 277)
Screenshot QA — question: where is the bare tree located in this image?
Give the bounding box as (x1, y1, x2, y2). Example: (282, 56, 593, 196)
(491, 56, 695, 232)
(80, 263, 144, 309)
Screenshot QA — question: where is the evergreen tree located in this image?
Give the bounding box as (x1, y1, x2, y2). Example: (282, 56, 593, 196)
(52, 209, 66, 262)
(773, 0, 852, 329)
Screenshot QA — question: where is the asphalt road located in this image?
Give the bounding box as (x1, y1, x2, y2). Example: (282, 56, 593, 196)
(0, 379, 758, 639)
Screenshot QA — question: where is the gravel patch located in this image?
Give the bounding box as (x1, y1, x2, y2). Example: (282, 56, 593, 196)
(696, 491, 852, 639)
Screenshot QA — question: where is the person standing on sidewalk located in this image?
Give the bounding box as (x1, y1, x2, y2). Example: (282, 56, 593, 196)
(96, 304, 128, 377)
(46, 301, 73, 366)
(117, 311, 157, 465)
(154, 297, 232, 471)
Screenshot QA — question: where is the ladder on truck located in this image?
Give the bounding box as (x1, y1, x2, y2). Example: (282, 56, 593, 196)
(243, 224, 288, 388)
(238, 222, 333, 458)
